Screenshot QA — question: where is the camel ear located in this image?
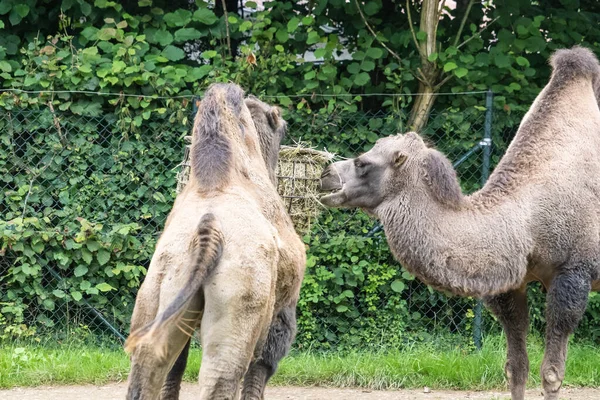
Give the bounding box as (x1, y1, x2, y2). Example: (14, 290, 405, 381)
(266, 106, 282, 130)
(424, 149, 463, 207)
(393, 152, 407, 168)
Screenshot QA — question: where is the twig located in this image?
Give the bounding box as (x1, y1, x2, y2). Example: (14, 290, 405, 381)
(221, 0, 233, 58)
(452, 0, 475, 48)
(457, 16, 500, 50)
(437, 0, 447, 20)
(47, 100, 65, 145)
(406, 0, 423, 58)
(354, 0, 402, 63)
(434, 73, 453, 90)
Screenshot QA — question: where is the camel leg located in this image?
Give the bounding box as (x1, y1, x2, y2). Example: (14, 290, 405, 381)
(541, 269, 591, 400)
(484, 287, 529, 400)
(126, 307, 200, 400)
(197, 272, 273, 400)
(159, 338, 191, 400)
(241, 305, 297, 400)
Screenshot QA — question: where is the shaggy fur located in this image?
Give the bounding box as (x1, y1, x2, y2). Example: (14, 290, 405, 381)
(319, 46, 600, 400)
(125, 84, 305, 400)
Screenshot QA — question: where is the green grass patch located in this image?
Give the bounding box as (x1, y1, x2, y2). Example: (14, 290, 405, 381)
(1, 336, 600, 390)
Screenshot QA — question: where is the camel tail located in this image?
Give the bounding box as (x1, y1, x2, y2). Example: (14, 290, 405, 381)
(549, 46, 600, 85)
(124, 213, 224, 356)
(191, 83, 245, 191)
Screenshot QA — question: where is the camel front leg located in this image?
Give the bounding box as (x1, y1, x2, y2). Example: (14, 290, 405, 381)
(484, 286, 529, 400)
(241, 305, 297, 400)
(541, 269, 591, 400)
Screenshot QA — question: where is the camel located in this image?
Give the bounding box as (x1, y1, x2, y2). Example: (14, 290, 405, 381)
(319, 46, 600, 400)
(124, 83, 306, 400)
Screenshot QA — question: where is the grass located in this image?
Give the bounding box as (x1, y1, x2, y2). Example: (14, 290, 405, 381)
(1, 336, 600, 390)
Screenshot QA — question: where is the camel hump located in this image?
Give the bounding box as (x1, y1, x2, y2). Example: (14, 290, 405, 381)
(550, 46, 600, 84)
(191, 83, 245, 192)
(124, 213, 224, 356)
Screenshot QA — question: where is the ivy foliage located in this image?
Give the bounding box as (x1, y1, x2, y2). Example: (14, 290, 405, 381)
(2, 0, 600, 347)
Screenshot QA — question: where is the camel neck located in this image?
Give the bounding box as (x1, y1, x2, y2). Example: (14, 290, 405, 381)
(376, 192, 529, 298)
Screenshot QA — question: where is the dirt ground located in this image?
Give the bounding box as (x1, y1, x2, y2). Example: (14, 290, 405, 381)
(2, 383, 600, 400)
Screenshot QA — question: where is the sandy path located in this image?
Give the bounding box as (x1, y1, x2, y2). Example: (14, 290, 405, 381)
(2, 383, 599, 400)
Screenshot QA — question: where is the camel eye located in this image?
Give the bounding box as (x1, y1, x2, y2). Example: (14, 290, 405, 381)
(354, 159, 368, 169)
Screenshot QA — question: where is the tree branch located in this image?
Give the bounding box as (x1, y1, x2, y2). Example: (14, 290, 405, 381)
(452, 0, 475, 48)
(434, 73, 453, 90)
(354, 0, 402, 63)
(221, 0, 233, 58)
(457, 15, 500, 50)
(406, 0, 423, 58)
(437, 0, 447, 20)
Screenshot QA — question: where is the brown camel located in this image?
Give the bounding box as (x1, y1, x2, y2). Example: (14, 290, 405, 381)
(319, 46, 600, 400)
(124, 83, 306, 400)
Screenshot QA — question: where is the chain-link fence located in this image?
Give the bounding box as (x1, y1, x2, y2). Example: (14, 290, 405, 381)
(0, 91, 524, 351)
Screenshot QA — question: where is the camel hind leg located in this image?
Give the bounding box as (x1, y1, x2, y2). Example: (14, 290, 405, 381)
(159, 338, 191, 400)
(197, 266, 274, 400)
(541, 267, 591, 400)
(127, 307, 201, 400)
(241, 305, 297, 400)
(484, 286, 529, 400)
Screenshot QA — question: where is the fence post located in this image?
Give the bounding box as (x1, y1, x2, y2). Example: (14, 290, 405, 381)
(473, 89, 494, 350)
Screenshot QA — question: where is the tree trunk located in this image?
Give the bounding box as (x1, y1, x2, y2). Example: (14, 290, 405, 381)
(408, 0, 441, 132)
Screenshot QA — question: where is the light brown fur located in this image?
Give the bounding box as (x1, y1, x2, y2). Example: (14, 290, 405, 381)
(319, 46, 600, 400)
(125, 84, 305, 400)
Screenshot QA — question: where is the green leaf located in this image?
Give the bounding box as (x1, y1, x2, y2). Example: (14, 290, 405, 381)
(443, 62, 457, 72)
(0, 60, 12, 73)
(306, 31, 320, 45)
(0, 2, 11, 15)
(52, 289, 66, 298)
(416, 31, 427, 41)
(336, 305, 348, 312)
(366, 47, 383, 59)
(494, 53, 511, 68)
(71, 291, 83, 301)
(80, 280, 91, 290)
(96, 282, 114, 292)
(516, 56, 530, 67)
(80, 2, 92, 16)
(13, 4, 29, 18)
(97, 28, 116, 40)
(287, 17, 300, 33)
(363, 1, 380, 16)
(161, 45, 185, 61)
(81, 249, 93, 264)
(97, 249, 111, 266)
(427, 53, 438, 62)
(43, 299, 55, 311)
(154, 30, 174, 46)
(276, 29, 288, 43)
(391, 280, 405, 293)
(361, 60, 375, 71)
(86, 240, 101, 251)
(163, 9, 192, 27)
(354, 72, 370, 86)
(174, 28, 202, 42)
(193, 8, 217, 25)
(74, 265, 88, 277)
(454, 67, 468, 78)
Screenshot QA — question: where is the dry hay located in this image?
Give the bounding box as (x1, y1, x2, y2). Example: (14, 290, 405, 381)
(175, 136, 334, 236)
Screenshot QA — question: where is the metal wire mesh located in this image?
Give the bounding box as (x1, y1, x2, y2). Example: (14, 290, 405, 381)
(0, 93, 527, 351)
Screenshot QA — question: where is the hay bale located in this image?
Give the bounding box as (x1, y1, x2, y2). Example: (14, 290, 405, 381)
(175, 136, 333, 236)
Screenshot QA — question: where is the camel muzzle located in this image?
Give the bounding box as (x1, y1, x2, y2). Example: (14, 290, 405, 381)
(319, 164, 343, 193)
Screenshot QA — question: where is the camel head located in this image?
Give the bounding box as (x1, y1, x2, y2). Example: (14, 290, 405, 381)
(245, 96, 287, 185)
(319, 131, 463, 213)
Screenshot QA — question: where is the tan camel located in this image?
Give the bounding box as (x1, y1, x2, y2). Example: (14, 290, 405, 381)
(319, 46, 600, 400)
(124, 83, 306, 400)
